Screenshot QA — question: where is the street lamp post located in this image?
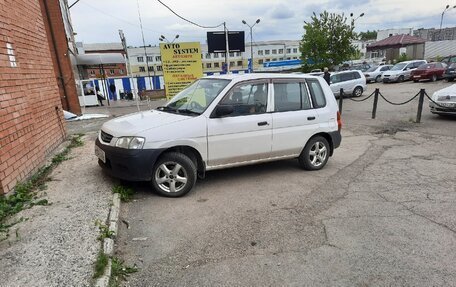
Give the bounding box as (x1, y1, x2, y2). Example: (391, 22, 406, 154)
(242, 19, 260, 73)
(159, 35, 180, 43)
(440, 5, 456, 40)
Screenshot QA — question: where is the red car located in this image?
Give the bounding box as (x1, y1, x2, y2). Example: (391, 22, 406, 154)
(411, 62, 447, 82)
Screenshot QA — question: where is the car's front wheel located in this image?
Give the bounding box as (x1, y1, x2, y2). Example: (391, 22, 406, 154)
(298, 136, 330, 170)
(352, 86, 363, 97)
(151, 152, 197, 197)
(375, 75, 381, 82)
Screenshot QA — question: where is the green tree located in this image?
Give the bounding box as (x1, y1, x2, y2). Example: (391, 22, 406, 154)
(358, 30, 377, 41)
(300, 11, 357, 71)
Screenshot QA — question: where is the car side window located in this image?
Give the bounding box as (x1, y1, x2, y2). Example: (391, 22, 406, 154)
(219, 82, 268, 116)
(340, 73, 353, 82)
(307, 79, 326, 109)
(273, 82, 312, 112)
(330, 74, 340, 84)
(381, 66, 390, 71)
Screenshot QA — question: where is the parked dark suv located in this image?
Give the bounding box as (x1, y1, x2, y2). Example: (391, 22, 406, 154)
(444, 63, 456, 82)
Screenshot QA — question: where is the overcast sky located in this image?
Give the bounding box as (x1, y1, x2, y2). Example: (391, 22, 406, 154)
(70, 0, 456, 46)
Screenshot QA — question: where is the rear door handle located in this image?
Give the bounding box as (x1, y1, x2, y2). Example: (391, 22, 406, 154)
(307, 116, 316, 121)
(257, 121, 269, 126)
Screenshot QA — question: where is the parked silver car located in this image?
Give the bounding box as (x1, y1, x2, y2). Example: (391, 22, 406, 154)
(330, 70, 367, 97)
(382, 60, 427, 83)
(364, 65, 393, 83)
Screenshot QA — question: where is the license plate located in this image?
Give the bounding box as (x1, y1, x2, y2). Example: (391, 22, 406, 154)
(95, 145, 106, 163)
(440, 102, 456, 108)
(415, 75, 421, 78)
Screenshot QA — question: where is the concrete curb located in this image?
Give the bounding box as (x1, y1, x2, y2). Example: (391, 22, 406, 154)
(95, 193, 121, 287)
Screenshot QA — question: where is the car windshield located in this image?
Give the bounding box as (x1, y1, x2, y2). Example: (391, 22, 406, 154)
(160, 78, 230, 115)
(390, 63, 407, 71)
(366, 66, 378, 72)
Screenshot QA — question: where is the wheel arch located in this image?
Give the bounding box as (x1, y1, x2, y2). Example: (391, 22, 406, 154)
(302, 133, 335, 156)
(159, 145, 206, 178)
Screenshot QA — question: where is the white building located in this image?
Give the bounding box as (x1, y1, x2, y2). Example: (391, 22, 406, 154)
(127, 40, 302, 76)
(377, 28, 413, 41)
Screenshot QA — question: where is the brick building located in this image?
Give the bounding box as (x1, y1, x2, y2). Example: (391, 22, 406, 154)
(0, 0, 78, 194)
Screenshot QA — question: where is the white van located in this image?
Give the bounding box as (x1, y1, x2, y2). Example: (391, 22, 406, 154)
(95, 74, 342, 197)
(330, 70, 367, 97)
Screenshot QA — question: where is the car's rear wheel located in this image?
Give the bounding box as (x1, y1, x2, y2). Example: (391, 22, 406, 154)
(352, 86, 363, 97)
(151, 152, 196, 197)
(298, 136, 330, 171)
(431, 74, 437, 82)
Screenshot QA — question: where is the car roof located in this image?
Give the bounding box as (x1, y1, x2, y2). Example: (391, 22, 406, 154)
(204, 73, 320, 81)
(332, 70, 361, 75)
(397, 60, 426, 64)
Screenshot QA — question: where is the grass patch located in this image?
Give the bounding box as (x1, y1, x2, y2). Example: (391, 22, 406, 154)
(0, 134, 84, 238)
(95, 220, 115, 241)
(93, 251, 109, 279)
(109, 257, 138, 287)
(112, 185, 134, 202)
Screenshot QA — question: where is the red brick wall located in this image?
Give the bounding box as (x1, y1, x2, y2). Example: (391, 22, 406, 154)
(0, 0, 66, 194)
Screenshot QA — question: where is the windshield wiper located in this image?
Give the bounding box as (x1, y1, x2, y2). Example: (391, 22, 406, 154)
(156, 106, 178, 113)
(177, 109, 201, 116)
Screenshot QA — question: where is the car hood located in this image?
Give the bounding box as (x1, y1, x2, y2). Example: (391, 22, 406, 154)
(101, 110, 192, 137)
(432, 84, 456, 102)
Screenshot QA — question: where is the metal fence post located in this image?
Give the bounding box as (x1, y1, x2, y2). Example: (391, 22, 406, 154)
(416, 89, 425, 123)
(338, 88, 343, 114)
(372, 88, 379, 119)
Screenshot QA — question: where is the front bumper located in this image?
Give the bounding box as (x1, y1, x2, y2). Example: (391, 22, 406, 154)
(382, 76, 398, 83)
(429, 102, 456, 115)
(95, 138, 165, 181)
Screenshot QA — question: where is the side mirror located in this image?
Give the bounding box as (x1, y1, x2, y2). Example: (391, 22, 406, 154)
(213, 105, 234, 118)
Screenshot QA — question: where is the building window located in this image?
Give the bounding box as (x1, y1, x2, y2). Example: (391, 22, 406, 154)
(109, 69, 115, 75)
(258, 59, 264, 64)
(266, 58, 271, 62)
(206, 63, 212, 68)
(236, 52, 241, 57)
(265, 50, 270, 55)
(221, 53, 226, 58)
(293, 57, 298, 59)
(272, 49, 277, 54)
(6, 43, 17, 67)
(205, 53, 211, 59)
(293, 48, 298, 53)
(286, 48, 291, 54)
(287, 57, 291, 60)
(148, 66, 154, 71)
(229, 52, 235, 57)
(279, 58, 283, 61)
(258, 50, 263, 56)
(147, 56, 153, 62)
(90, 70, 95, 76)
(155, 56, 161, 61)
(139, 66, 145, 72)
(137, 56, 144, 62)
(214, 53, 219, 58)
(237, 60, 242, 66)
(278, 49, 284, 54)
(229, 61, 235, 67)
(157, 66, 163, 71)
(214, 62, 220, 68)
(119, 69, 124, 74)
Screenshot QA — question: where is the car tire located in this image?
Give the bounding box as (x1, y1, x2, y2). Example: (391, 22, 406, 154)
(298, 136, 330, 171)
(431, 74, 437, 82)
(352, 86, 363, 97)
(151, 152, 197, 197)
(398, 75, 405, 83)
(375, 75, 381, 83)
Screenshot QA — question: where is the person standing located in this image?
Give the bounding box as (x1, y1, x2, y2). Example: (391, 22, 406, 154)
(323, 67, 331, 85)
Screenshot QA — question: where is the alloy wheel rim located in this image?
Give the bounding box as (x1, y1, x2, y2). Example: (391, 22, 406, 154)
(355, 88, 362, 96)
(309, 142, 327, 167)
(155, 162, 188, 193)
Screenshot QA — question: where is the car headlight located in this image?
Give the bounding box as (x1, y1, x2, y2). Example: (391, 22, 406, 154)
(115, 137, 145, 149)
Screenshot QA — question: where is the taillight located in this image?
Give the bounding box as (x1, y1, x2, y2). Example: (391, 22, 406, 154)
(337, 111, 342, 131)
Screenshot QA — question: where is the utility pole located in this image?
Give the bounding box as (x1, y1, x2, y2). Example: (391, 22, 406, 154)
(224, 22, 230, 73)
(119, 30, 140, 112)
(242, 19, 260, 73)
(137, 0, 153, 90)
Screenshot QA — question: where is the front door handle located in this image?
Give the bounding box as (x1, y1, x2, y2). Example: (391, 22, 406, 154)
(307, 116, 316, 121)
(257, 121, 269, 126)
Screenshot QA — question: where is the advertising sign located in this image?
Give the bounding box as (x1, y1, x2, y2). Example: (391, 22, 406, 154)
(160, 42, 203, 99)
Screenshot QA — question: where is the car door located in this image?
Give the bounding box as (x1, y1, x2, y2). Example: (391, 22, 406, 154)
(340, 72, 355, 94)
(270, 79, 319, 157)
(207, 80, 272, 167)
(403, 63, 414, 79)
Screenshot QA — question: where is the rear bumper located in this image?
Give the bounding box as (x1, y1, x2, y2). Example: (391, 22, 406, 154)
(329, 131, 342, 154)
(95, 138, 165, 181)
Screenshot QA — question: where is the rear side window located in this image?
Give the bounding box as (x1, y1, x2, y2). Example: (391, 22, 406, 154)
(307, 79, 326, 108)
(273, 82, 312, 112)
(340, 73, 354, 82)
(353, 72, 361, 79)
(380, 66, 390, 71)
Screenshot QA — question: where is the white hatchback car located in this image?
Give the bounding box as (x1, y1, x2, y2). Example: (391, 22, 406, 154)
(329, 70, 367, 97)
(95, 74, 342, 197)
